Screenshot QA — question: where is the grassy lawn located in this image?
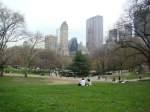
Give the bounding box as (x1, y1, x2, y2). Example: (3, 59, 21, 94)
(0, 76, 150, 112)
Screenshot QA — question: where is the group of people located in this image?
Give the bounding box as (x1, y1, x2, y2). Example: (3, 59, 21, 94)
(78, 78, 92, 86)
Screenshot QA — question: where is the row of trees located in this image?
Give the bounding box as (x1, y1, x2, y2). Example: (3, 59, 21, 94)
(91, 43, 146, 75)
(7, 46, 62, 77)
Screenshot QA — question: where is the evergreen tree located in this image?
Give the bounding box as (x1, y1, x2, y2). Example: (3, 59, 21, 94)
(70, 51, 90, 77)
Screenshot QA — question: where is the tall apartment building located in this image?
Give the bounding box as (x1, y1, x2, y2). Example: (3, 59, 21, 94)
(86, 15, 103, 54)
(45, 34, 57, 51)
(59, 21, 69, 56)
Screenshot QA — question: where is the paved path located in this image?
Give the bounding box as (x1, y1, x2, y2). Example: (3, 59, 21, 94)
(4, 73, 150, 83)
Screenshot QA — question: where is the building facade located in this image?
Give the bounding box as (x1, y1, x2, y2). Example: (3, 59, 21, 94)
(68, 37, 78, 55)
(59, 21, 69, 56)
(119, 23, 132, 39)
(86, 15, 103, 54)
(108, 29, 118, 42)
(78, 42, 89, 55)
(45, 34, 57, 51)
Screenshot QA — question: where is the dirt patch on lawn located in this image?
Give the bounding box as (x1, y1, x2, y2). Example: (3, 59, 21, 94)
(4, 73, 80, 85)
(47, 79, 78, 85)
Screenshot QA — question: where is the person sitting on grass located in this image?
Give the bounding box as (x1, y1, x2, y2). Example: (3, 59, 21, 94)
(78, 78, 86, 86)
(86, 78, 92, 86)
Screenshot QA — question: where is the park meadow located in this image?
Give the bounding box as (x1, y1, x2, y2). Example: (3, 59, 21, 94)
(0, 76, 150, 112)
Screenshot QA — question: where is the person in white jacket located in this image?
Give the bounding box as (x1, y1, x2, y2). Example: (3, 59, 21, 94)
(79, 78, 86, 86)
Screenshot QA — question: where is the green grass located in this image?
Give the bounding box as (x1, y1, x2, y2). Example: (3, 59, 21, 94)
(121, 72, 139, 79)
(4, 66, 50, 76)
(0, 76, 150, 112)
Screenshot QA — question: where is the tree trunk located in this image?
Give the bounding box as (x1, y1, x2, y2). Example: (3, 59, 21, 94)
(0, 66, 4, 77)
(24, 72, 28, 78)
(0, 71, 4, 77)
(148, 58, 150, 72)
(24, 67, 28, 78)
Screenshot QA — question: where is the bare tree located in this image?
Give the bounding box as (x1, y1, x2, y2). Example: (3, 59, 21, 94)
(117, 0, 150, 70)
(21, 32, 43, 78)
(0, 3, 25, 76)
(92, 45, 110, 75)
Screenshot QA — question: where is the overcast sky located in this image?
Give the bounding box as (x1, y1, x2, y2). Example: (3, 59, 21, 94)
(1, 0, 127, 44)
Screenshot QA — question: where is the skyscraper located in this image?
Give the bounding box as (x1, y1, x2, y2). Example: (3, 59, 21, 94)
(68, 37, 78, 55)
(86, 15, 103, 54)
(59, 21, 69, 56)
(45, 34, 57, 51)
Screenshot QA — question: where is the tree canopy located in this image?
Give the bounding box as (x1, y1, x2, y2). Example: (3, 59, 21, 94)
(116, 0, 150, 70)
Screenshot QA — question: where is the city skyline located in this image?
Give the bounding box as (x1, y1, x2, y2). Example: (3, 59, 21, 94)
(1, 0, 127, 45)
